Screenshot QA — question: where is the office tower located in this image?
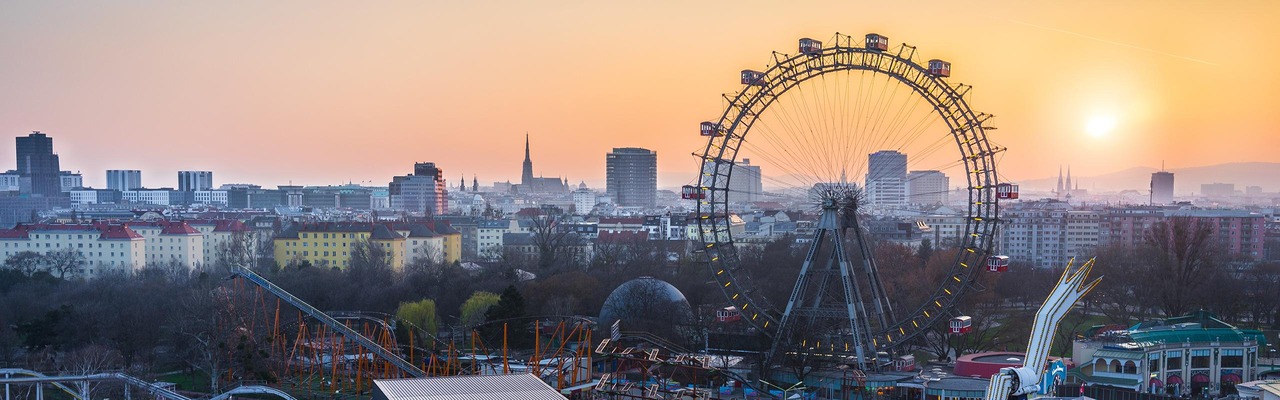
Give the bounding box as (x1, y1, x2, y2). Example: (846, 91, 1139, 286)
(606, 147, 657, 208)
(727, 158, 763, 204)
(107, 170, 143, 191)
(15, 131, 61, 197)
(391, 162, 448, 215)
(1150, 171, 1174, 205)
(178, 171, 213, 191)
(865, 150, 907, 208)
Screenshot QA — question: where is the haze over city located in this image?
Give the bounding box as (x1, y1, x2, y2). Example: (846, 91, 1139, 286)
(2, 1, 1278, 188)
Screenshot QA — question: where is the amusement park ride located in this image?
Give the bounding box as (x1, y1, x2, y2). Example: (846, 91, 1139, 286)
(689, 32, 1019, 371)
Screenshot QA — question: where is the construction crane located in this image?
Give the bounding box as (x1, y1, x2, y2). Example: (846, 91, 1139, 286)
(984, 258, 1101, 400)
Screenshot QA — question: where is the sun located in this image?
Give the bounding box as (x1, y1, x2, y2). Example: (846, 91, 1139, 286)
(1085, 115, 1117, 138)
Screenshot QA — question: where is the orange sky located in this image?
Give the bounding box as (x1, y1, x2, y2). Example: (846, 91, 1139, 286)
(1, 1, 1277, 189)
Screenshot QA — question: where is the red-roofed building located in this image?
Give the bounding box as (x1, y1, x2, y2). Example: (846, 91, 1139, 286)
(0, 223, 145, 277)
(188, 219, 255, 267)
(125, 220, 205, 270)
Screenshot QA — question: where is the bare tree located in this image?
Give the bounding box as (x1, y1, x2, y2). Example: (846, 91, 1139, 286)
(60, 344, 123, 398)
(46, 248, 87, 279)
(525, 208, 574, 271)
(1143, 217, 1218, 316)
(4, 251, 47, 275)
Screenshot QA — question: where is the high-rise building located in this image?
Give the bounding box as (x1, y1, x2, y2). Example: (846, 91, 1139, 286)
(1150, 171, 1174, 205)
(727, 158, 762, 204)
(107, 170, 143, 191)
(865, 150, 907, 208)
(15, 131, 61, 197)
(178, 171, 213, 191)
(606, 147, 657, 208)
(390, 162, 448, 215)
(907, 170, 949, 205)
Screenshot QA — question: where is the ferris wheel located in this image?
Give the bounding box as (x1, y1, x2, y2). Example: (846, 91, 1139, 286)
(690, 33, 1014, 367)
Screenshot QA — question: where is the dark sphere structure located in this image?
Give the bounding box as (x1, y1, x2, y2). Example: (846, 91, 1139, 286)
(598, 277, 695, 328)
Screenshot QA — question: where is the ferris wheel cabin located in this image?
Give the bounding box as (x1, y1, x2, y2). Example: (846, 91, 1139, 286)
(865, 33, 889, 51)
(950, 316, 973, 334)
(699, 121, 724, 137)
(681, 185, 707, 200)
(928, 59, 952, 77)
(799, 38, 823, 55)
(987, 255, 1010, 272)
(741, 69, 765, 86)
(996, 183, 1019, 199)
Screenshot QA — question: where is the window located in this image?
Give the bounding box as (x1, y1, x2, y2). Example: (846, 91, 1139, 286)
(1190, 349, 1210, 368)
(1166, 351, 1182, 370)
(1221, 349, 1244, 368)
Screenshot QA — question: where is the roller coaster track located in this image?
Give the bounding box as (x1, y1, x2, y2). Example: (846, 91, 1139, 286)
(228, 267, 426, 378)
(0, 368, 295, 400)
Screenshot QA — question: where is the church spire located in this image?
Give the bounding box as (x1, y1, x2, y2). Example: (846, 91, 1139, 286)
(521, 133, 534, 186)
(1056, 165, 1064, 195)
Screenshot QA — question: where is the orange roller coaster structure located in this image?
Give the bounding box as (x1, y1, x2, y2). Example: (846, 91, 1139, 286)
(215, 267, 594, 396)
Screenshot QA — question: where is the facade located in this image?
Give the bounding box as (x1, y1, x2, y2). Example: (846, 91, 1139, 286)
(59, 171, 83, 192)
(187, 219, 254, 267)
(1070, 311, 1265, 396)
(0, 172, 19, 192)
(1151, 171, 1174, 205)
(572, 188, 596, 215)
(273, 221, 460, 270)
(998, 200, 1102, 268)
(125, 221, 205, 270)
(389, 163, 448, 215)
(606, 147, 658, 208)
(193, 190, 229, 206)
(0, 223, 145, 277)
(866, 150, 907, 209)
(726, 158, 763, 204)
(15, 131, 61, 197)
(274, 222, 407, 271)
(107, 169, 143, 191)
(907, 170, 949, 205)
(69, 189, 122, 205)
(122, 189, 188, 206)
(178, 171, 214, 192)
(1102, 208, 1265, 260)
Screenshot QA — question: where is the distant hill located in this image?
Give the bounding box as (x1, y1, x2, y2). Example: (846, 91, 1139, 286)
(1017, 162, 1280, 195)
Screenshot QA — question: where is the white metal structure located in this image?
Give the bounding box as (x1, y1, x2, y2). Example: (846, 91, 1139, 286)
(984, 258, 1101, 400)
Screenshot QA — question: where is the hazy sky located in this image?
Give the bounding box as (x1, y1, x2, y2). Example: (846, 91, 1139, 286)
(2, 1, 1277, 189)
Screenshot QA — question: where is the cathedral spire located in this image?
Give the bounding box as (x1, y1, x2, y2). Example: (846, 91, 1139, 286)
(521, 132, 534, 186)
(1056, 165, 1064, 195)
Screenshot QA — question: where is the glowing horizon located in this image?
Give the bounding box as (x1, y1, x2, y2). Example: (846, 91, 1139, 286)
(1, 1, 1277, 190)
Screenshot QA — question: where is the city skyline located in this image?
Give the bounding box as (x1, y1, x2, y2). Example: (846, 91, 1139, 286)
(2, 2, 1278, 189)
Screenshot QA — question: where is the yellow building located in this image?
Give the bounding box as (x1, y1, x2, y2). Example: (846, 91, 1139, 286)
(433, 223, 462, 264)
(274, 223, 408, 271)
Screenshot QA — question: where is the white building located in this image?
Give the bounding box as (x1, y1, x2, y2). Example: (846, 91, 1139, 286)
(125, 221, 205, 270)
(193, 190, 229, 206)
(907, 170, 949, 205)
(573, 188, 596, 215)
(0, 223, 145, 278)
(188, 220, 254, 267)
(122, 190, 175, 206)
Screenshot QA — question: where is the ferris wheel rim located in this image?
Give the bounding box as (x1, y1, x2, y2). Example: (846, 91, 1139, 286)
(693, 33, 1001, 351)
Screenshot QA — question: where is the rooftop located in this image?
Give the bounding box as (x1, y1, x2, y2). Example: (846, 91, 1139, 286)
(371, 373, 563, 400)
